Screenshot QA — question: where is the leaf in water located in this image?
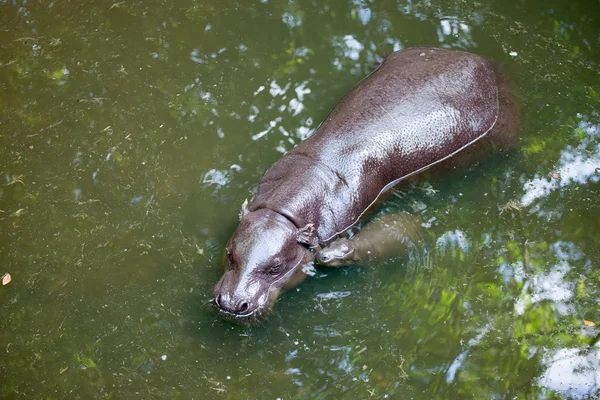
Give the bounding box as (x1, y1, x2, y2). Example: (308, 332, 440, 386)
(2, 273, 11, 285)
(10, 209, 25, 217)
(551, 172, 560, 179)
(584, 320, 596, 327)
(81, 357, 96, 369)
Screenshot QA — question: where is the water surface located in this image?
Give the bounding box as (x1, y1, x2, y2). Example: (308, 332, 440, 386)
(1, 0, 599, 398)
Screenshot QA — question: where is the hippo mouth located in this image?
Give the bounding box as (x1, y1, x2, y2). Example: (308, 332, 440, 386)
(212, 299, 273, 325)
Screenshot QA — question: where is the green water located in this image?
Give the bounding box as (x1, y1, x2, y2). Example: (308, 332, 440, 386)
(1, 0, 599, 398)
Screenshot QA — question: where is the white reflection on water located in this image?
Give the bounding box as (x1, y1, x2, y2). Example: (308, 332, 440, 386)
(351, 0, 372, 25)
(446, 324, 492, 383)
(514, 261, 573, 315)
(385, 37, 403, 52)
(513, 241, 581, 316)
(289, 82, 311, 116)
(332, 35, 364, 72)
(341, 35, 363, 61)
(282, 11, 302, 28)
(202, 168, 232, 187)
(190, 48, 206, 64)
(436, 229, 471, 254)
(521, 149, 600, 207)
(252, 117, 282, 141)
(539, 347, 600, 397)
(436, 18, 475, 49)
(511, 115, 599, 394)
(269, 80, 291, 97)
(250, 79, 312, 143)
(509, 239, 598, 395)
(329, 345, 354, 374)
(521, 115, 600, 208)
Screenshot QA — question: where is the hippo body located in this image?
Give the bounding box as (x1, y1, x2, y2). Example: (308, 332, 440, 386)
(249, 47, 514, 243)
(213, 47, 519, 323)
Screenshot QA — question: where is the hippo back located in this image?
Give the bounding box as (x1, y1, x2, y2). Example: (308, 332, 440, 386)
(250, 47, 499, 242)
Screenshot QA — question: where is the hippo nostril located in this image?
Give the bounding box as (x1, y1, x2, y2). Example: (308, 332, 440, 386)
(214, 294, 253, 315)
(237, 301, 249, 314)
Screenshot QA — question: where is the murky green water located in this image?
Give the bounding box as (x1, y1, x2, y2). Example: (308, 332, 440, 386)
(1, 0, 599, 398)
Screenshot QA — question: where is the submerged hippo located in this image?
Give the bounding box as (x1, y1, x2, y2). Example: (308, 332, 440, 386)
(213, 47, 519, 323)
(315, 212, 423, 267)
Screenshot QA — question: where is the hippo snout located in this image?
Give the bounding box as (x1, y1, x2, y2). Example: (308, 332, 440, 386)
(214, 292, 255, 315)
(212, 274, 266, 322)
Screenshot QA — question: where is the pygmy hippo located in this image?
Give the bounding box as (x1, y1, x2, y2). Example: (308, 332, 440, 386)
(212, 47, 519, 324)
(315, 212, 423, 267)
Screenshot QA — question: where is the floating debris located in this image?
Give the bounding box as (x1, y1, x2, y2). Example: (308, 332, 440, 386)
(2, 273, 11, 286)
(315, 291, 352, 300)
(6, 175, 24, 186)
(500, 199, 524, 215)
(10, 209, 26, 217)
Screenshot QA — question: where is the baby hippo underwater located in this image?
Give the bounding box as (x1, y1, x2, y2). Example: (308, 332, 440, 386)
(212, 47, 519, 324)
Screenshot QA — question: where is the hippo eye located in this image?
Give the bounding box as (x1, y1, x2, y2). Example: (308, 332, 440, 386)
(267, 263, 282, 276)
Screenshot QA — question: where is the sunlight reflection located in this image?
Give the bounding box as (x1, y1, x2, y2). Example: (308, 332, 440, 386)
(539, 347, 600, 397)
(446, 324, 492, 383)
(522, 151, 600, 207)
(436, 18, 475, 49)
(250, 79, 312, 143)
(436, 229, 471, 254)
(521, 115, 600, 207)
(514, 261, 573, 315)
(351, 0, 372, 25)
(513, 241, 584, 316)
(332, 35, 364, 73)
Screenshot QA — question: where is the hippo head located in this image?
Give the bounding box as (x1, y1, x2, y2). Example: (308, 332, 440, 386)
(212, 207, 317, 324)
(315, 237, 358, 267)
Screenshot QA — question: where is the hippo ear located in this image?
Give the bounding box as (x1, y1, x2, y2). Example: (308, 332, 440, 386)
(296, 223, 319, 248)
(238, 198, 250, 221)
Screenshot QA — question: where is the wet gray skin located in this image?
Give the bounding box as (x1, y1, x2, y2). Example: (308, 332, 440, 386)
(316, 212, 424, 267)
